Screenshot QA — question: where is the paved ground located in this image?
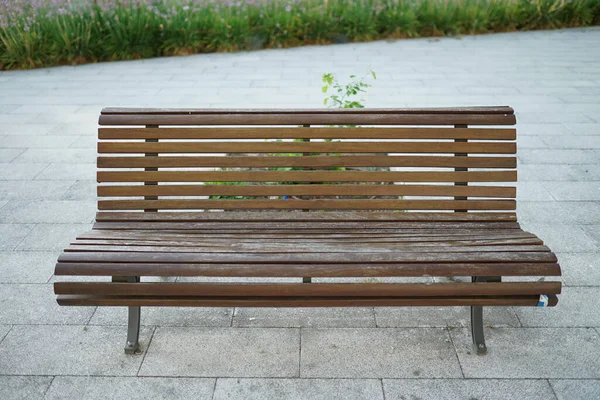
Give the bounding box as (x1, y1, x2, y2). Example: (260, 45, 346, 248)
(0, 27, 599, 399)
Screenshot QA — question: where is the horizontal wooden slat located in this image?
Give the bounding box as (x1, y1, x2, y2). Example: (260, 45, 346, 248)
(98, 141, 516, 154)
(54, 282, 561, 297)
(101, 107, 515, 115)
(97, 199, 516, 211)
(54, 262, 562, 277)
(99, 113, 516, 126)
(97, 184, 516, 198)
(57, 251, 558, 264)
(97, 155, 517, 169)
(99, 127, 516, 140)
(56, 295, 557, 307)
(97, 171, 517, 183)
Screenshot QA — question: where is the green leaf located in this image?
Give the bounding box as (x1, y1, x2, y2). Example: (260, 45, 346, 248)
(321, 85, 328, 93)
(371, 70, 377, 79)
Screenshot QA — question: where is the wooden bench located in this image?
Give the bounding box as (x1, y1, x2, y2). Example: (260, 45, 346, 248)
(54, 107, 561, 355)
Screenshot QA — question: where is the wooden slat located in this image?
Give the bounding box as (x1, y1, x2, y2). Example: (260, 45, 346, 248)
(57, 251, 558, 263)
(94, 211, 518, 222)
(97, 184, 516, 198)
(56, 295, 557, 307)
(99, 113, 516, 126)
(97, 199, 516, 211)
(101, 107, 515, 115)
(54, 282, 561, 297)
(97, 155, 517, 169)
(97, 171, 517, 183)
(97, 141, 516, 154)
(54, 262, 562, 277)
(98, 127, 517, 140)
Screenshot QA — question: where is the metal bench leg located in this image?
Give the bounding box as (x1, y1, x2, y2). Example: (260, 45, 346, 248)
(471, 304, 487, 355)
(113, 276, 141, 354)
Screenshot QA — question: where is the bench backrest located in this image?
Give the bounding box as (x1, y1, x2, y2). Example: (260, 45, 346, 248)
(97, 107, 517, 213)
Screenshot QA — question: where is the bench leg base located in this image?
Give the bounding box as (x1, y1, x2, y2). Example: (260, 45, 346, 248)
(124, 305, 141, 355)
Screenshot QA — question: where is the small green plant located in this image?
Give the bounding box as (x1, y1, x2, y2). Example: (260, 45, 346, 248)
(322, 70, 377, 109)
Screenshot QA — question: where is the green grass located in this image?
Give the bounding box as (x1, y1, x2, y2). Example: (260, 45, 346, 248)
(1, 0, 599, 70)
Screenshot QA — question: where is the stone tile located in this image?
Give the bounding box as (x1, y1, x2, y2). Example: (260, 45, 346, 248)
(558, 252, 600, 286)
(565, 123, 600, 135)
(0, 163, 48, 180)
(518, 149, 599, 164)
(515, 287, 600, 327)
(518, 164, 600, 181)
(0, 376, 53, 400)
(375, 307, 520, 328)
(0, 180, 74, 199)
(518, 202, 600, 224)
(12, 148, 96, 164)
(383, 379, 556, 400)
(543, 135, 600, 149)
(0, 135, 77, 148)
(0, 149, 24, 162)
(0, 251, 58, 283)
(90, 307, 233, 327)
(0, 201, 95, 223)
(517, 112, 593, 123)
(16, 223, 93, 250)
(518, 222, 599, 252)
(550, 379, 600, 400)
(139, 327, 299, 377)
(582, 225, 600, 244)
(516, 182, 555, 201)
(214, 378, 384, 400)
(0, 284, 94, 325)
(301, 328, 462, 378)
(34, 163, 96, 180)
(49, 123, 100, 136)
(517, 135, 548, 149)
(451, 327, 600, 378)
(0, 224, 35, 250)
(10, 104, 82, 114)
(0, 325, 152, 376)
(232, 307, 376, 328)
(0, 123, 56, 136)
(546, 182, 600, 201)
(60, 180, 97, 200)
(0, 325, 11, 343)
(0, 200, 6, 209)
(69, 135, 97, 149)
(45, 377, 215, 400)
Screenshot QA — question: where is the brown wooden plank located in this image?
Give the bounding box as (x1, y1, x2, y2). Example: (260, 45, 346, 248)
(54, 262, 562, 277)
(97, 155, 517, 169)
(97, 199, 517, 211)
(101, 107, 515, 115)
(99, 127, 517, 140)
(97, 141, 516, 154)
(57, 250, 558, 264)
(56, 295, 557, 307)
(96, 170, 517, 183)
(97, 184, 516, 198)
(54, 281, 561, 297)
(94, 211, 518, 222)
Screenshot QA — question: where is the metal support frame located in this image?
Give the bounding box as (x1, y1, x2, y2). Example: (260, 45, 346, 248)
(113, 276, 141, 354)
(470, 276, 501, 355)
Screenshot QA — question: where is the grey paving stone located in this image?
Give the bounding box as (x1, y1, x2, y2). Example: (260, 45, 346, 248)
(0, 224, 35, 250)
(0, 376, 53, 400)
(0, 325, 11, 343)
(516, 182, 556, 201)
(558, 252, 600, 286)
(16, 223, 93, 250)
(139, 327, 299, 377)
(515, 287, 600, 327)
(565, 123, 600, 135)
(0, 325, 152, 376)
(519, 222, 599, 252)
(232, 307, 376, 328)
(301, 328, 462, 378)
(518, 149, 599, 164)
(518, 202, 600, 224)
(0, 201, 95, 223)
(383, 379, 556, 400)
(0, 251, 57, 283)
(517, 135, 548, 149)
(69, 135, 96, 149)
(10, 105, 82, 115)
(450, 327, 600, 378)
(90, 307, 233, 327)
(0, 149, 24, 162)
(582, 225, 600, 245)
(550, 379, 600, 400)
(0, 163, 48, 180)
(375, 306, 520, 328)
(0, 135, 78, 148)
(0, 180, 74, 199)
(0, 123, 57, 136)
(60, 180, 97, 200)
(45, 377, 215, 400)
(517, 112, 593, 124)
(543, 135, 600, 149)
(214, 378, 384, 400)
(0, 284, 94, 325)
(12, 148, 95, 164)
(34, 163, 96, 180)
(518, 164, 600, 181)
(546, 182, 600, 201)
